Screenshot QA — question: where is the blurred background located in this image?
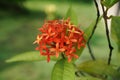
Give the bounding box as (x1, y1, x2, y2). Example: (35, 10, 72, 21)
(0, 0, 119, 80)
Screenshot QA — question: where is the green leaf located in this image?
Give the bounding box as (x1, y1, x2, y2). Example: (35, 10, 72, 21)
(111, 16, 120, 52)
(76, 76, 102, 80)
(51, 59, 75, 80)
(6, 51, 58, 63)
(77, 60, 120, 80)
(65, 6, 78, 25)
(102, 0, 120, 8)
(84, 16, 102, 41)
(75, 16, 102, 57)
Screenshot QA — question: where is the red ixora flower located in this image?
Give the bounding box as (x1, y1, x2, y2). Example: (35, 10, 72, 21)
(34, 18, 86, 62)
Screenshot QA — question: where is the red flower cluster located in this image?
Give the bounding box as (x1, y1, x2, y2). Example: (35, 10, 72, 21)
(34, 18, 86, 62)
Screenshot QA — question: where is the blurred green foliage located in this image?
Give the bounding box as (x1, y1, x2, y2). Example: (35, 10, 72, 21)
(0, 0, 93, 14)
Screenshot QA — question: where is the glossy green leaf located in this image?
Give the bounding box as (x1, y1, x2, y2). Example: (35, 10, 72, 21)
(51, 59, 75, 80)
(111, 16, 120, 52)
(77, 60, 120, 80)
(6, 51, 58, 63)
(65, 6, 78, 25)
(102, 0, 120, 8)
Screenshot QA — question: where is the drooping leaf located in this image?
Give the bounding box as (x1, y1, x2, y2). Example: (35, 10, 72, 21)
(102, 0, 120, 8)
(77, 60, 120, 80)
(111, 16, 120, 52)
(65, 6, 78, 25)
(51, 59, 75, 80)
(6, 51, 59, 63)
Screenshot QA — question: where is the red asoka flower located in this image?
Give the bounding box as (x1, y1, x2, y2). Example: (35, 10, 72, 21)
(50, 43, 65, 57)
(34, 18, 86, 62)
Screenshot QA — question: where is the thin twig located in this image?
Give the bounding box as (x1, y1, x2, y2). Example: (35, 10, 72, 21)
(87, 0, 100, 60)
(87, 44, 95, 60)
(101, 2, 114, 65)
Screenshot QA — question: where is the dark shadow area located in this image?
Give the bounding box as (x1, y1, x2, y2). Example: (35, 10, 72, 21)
(0, 0, 29, 14)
